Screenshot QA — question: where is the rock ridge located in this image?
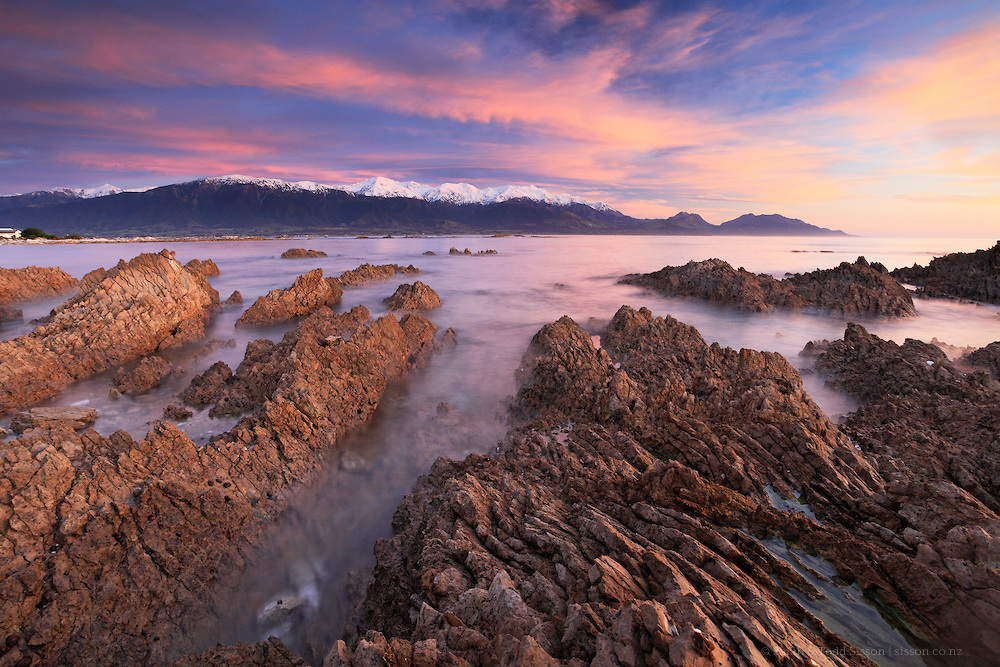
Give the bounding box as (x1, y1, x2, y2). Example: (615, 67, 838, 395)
(621, 257, 915, 317)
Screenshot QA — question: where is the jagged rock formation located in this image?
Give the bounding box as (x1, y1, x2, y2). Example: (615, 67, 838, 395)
(334, 263, 419, 287)
(281, 248, 327, 259)
(0, 304, 438, 666)
(0, 266, 79, 305)
(235, 269, 343, 328)
(449, 247, 496, 256)
(223, 290, 243, 306)
(0, 250, 219, 414)
(965, 341, 1000, 380)
(321, 307, 998, 666)
(891, 241, 1000, 304)
(621, 257, 915, 316)
(112, 356, 172, 395)
(183, 258, 221, 278)
(806, 324, 1000, 656)
(383, 281, 442, 311)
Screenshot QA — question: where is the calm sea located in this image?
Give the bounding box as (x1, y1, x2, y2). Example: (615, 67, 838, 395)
(2, 234, 996, 663)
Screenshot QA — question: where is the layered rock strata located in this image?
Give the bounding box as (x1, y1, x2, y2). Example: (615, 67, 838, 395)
(0, 250, 219, 414)
(0, 304, 438, 666)
(383, 281, 442, 311)
(0, 266, 79, 305)
(621, 257, 915, 316)
(324, 306, 996, 665)
(891, 241, 1000, 304)
(235, 269, 343, 328)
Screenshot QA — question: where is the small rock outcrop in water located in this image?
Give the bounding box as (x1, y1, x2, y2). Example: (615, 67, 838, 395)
(281, 248, 327, 259)
(891, 240, 1000, 304)
(235, 268, 343, 328)
(223, 290, 243, 306)
(383, 281, 442, 311)
(183, 258, 221, 277)
(0, 266, 79, 305)
(321, 307, 997, 665)
(0, 304, 22, 322)
(621, 256, 915, 316)
(0, 305, 438, 666)
(0, 250, 219, 414)
(334, 262, 419, 287)
(112, 355, 172, 395)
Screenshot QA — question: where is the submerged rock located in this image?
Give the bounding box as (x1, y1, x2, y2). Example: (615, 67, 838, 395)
(235, 268, 343, 328)
(281, 248, 327, 259)
(112, 355, 172, 395)
(891, 240, 1000, 304)
(621, 256, 915, 317)
(0, 250, 219, 414)
(383, 281, 442, 311)
(0, 303, 439, 666)
(0, 305, 22, 322)
(0, 266, 79, 305)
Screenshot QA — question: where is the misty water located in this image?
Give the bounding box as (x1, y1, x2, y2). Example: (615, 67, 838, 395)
(2, 234, 998, 663)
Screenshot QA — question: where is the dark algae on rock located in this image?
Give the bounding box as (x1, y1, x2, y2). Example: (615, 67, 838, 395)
(621, 256, 915, 317)
(891, 240, 1000, 304)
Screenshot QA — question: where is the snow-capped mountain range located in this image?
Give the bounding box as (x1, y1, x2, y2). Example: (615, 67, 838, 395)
(204, 175, 615, 211)
(3, 175, 614, 212)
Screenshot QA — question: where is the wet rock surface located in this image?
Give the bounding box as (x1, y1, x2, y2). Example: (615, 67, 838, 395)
(383, 281, 443, 311)
(891, 240, 1000, 304)
(236, 269, 343, 328)
(622, 256, 915, 317)
(333, 263, 419, 287)
(112, 355, 173, 395)
(0, 303, 438, 666)
(281, 248, 328, 259)
(0, 266, 79, 306)
(807, 323, 1000, 657)
(318, 306, 996, 666)
(0, 250, 219, 414)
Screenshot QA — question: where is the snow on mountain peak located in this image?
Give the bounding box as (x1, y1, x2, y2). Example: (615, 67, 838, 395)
(5, 174, 615, 213)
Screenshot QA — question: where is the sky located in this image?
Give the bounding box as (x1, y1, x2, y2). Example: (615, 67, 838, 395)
(1, 0, 998, 235)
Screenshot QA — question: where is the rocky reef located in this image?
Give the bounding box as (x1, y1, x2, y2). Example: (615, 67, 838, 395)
(236, 269, 343, 328)
(0, 250, 219, 414)
(0, 303, 439, 666)
(383, 281, 442, 311)
(891, 241, 1000, 304)
(621, 257, 915, 317)
(0, 266, 79, 306)
(334, 263, 419, 287)
(281, 249, 328, 259)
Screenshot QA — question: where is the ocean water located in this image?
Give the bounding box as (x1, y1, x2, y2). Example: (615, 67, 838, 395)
(2, 235, 997, 662)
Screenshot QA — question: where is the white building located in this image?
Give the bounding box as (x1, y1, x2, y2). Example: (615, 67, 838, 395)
(0, 228, 21, 239)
